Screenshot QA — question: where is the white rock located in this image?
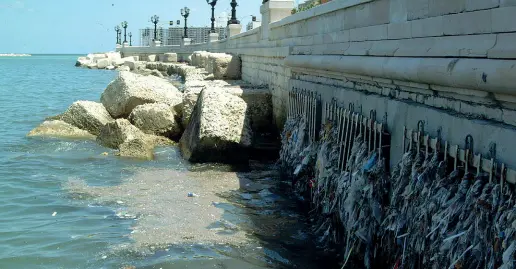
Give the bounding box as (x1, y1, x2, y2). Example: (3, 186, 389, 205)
(100, 72, 183, 118)
(225, 86, 272, 132)
(148, 54, 157, 62)
(27, 120, 96, 140)
(56, 100, 114, 135)
(75, 56, 91, 67)
(87, 63, 98, 69)
(106, 65, 115, 70)
(208, 53, 241, 80)
(179, 87, 252, 163)
(106, 51, 121, 64)
(97, 58, 110, 69)
(124, 61, 136, 71)
(117, 66, 130, 72)
(163, 53, 178, 63)
(150, 69, 164, 78)
(129, 103, 182, 138)
(90, 53, 107, 62)
(118, 137, 155, 160)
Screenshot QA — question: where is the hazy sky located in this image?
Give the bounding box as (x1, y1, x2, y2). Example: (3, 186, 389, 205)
(0, 0, 269, 54)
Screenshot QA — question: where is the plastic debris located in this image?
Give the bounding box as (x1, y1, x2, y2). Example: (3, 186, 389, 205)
(52, 212, 57, 217)
(280, 115, 516, 269)
(187, 192, 198, 197)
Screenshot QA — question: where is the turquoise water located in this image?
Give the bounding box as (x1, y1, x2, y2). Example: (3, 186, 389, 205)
(0, 55, 326, 269)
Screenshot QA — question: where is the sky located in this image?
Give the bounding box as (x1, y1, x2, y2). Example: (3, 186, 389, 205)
(0, 0, 281, 54)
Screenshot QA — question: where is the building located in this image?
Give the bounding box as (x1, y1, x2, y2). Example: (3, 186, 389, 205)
(246, 16, 262, 31)
(139, 27, 228, 46)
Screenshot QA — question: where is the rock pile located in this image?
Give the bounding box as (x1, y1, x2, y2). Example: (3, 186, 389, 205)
(33, 51, 274, 163)
(75, 52, 137, 70)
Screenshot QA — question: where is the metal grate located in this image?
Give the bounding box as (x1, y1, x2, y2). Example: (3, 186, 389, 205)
(325, 99, 390, 172)
(403, 122, 516, 186)
(288, 87, 322, 142)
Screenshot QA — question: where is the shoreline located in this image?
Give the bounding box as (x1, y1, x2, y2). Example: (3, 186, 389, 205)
(0, 53, 31, 57)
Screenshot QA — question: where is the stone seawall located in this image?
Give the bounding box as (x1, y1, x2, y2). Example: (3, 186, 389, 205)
(117, 0, 516, 171)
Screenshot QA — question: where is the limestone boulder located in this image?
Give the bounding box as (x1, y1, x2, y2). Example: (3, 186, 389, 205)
(100, 71, 183, 118)
(96, 119, 145, 149)
(148, 55, 157, 62)
(178, 65, 207, 81)
(75, 57, 91, 67)
(118, 137, 155, 160)
(87, 63, 98, 69)
(180, 87, 252, 163)
(89, 53, 107, 62)
(106, 65, 115, 70)
(56, 101, 114, 135)
(106, 51, 121, 64)
(27, 120, 96, 140)
(124, 60, 136, 71)
(117, 66, 130, 72)
(128, 103, 182, 139)
(97, 59, 110, 69)
(225, 86, 272, 132)
(209, 54, 241, 80)
(163, 53, 177, 63)
(181, 87, 203, 127)
(113, 58, 125, 67)
(150, 69, 164, 78)
(181, 80, 231, 127)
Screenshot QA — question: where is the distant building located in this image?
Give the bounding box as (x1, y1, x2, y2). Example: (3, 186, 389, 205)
(139, 27, 228, 46)
(246, 16, 262, 31)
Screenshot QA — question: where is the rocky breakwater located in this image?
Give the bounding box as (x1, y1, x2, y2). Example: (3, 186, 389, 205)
(28, 71, 181, 160)
(164, 51, 276, 163)
(75, 52, 136, 71)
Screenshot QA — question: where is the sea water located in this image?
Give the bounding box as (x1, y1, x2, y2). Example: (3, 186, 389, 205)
(0, 55, 329, 269)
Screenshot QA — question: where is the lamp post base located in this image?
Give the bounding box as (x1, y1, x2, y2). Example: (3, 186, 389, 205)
(181, 38, 192, 47)
(228, 24, 242, 37)
(208, 33, 219, 43)
(151, 40, 162, 47)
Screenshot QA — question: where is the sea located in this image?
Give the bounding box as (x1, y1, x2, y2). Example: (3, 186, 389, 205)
(0, 55, 330, 269)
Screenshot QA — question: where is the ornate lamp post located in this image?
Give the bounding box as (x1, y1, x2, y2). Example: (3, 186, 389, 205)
(262, 0, 269, 3)
(206, 0, 218, 33)
(129, 32, 132, 46)
(181, 7, 190, 38)
(114, 25, 121, 44)
(151, 15, 159, 40)
(121, 21, 128, 43)
(228, 0, 239, 24)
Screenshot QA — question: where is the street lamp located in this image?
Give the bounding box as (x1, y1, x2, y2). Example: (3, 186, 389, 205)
(129, 32, 132, 46)
(229, 0, 239, 24)
(151, 15, 159, 40)
(121, 21, 128, 43)
(206, 0, 217, 33)
(114, 25, 121, 44)
(181, 7, 190, 38)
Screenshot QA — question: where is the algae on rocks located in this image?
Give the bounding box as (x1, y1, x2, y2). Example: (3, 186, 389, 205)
(128, 103, 182, 139)
(100, 71, 183, 118)
(27, 120, 96, 140)
(54, 100, 113, 135)
(97, 119, 145, 149)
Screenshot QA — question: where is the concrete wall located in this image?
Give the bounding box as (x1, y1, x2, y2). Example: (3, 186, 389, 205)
(118, 0, 516, 168)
